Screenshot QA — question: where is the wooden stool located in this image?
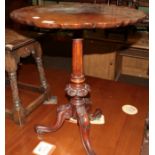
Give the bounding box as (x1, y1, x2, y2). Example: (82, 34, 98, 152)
(5, 28, 56, 125)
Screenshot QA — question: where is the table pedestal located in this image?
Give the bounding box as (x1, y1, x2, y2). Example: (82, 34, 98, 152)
(35, 38, 102, 155)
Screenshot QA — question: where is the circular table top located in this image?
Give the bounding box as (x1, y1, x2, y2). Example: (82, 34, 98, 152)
(10, 2, 146, 30)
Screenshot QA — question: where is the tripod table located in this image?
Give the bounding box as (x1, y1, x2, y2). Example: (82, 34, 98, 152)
(10, 2, 146, 155)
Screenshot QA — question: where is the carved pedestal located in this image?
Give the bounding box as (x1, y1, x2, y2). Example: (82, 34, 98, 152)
(35, 39, 102, 155)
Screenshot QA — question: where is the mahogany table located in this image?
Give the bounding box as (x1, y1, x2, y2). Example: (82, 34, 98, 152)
(10, 2, 146, 155)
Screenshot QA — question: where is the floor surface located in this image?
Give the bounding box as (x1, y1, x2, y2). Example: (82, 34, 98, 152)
(42, 55, 149, 155)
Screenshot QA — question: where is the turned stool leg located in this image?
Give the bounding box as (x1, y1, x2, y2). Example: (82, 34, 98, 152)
(8, 72, 25, 125)
(5, 51, 25, 125)
(32, 42, 57, 104)
(32, 43, 48, 91)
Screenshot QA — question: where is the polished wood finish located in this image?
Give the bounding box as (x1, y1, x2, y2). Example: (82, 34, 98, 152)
(72, 39, 84, 80)
(10, 2, 146, 30)
(9, 3, 147, 154)
(6, 65, 148, 155)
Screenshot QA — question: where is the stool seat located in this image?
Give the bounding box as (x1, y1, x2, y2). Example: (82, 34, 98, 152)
(5, 28, 55, 125)
(6, 28, 43, 50)
(6, 28, 40, 42)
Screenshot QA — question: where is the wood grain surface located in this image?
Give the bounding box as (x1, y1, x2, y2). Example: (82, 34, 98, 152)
(10, 2, 146, 30)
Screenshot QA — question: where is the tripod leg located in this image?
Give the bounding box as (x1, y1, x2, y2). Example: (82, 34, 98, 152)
(35, 103, 72, 134)
(76, 104, 96, 155)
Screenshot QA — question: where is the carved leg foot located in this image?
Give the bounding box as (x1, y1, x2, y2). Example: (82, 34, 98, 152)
(35, 103, 72, 134)
(89, 108, 103, 121)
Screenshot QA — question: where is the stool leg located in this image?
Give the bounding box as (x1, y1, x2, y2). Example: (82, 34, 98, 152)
(32, 47, 57, 104)
(9, 72, 25, 125)
(31, 44, 49, 91)
(35, 56, 48, 91)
